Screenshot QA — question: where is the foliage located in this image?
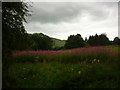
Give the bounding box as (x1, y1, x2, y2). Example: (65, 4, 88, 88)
(2, 2, 30, 51)
(88, 33, 110, 46)
(2, 1, 30, 88)
(65, 34, 86, 49)
(113, 37, 120, 45)
(30, 33, 53, 50)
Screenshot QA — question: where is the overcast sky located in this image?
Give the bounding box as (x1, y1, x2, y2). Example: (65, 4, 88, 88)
(24, 2, 118, 40)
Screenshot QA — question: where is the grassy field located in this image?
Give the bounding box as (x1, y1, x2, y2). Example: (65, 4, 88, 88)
(3, 46, 120, 88)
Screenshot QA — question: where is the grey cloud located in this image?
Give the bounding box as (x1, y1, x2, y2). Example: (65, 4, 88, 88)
(26, 2, 116, 24)
(27, 2, 81, 24)
(24, 2, 118, 40)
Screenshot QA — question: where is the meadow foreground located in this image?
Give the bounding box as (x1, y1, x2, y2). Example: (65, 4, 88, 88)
(3, 46, 120, 88)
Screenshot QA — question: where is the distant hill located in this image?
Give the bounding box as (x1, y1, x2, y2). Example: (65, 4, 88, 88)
(51, 38, 66, 48)
(29, 33, 66, 49)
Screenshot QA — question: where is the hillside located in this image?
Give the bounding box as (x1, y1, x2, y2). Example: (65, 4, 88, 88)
(36, 33, 66, 48)
(51, 38, 66, 48)
(29, 33, 66, 49)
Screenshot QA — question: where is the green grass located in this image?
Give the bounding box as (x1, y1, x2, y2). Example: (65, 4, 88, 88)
(52, 38, 66, 48)
(106, 45, 120, 52)
(3, 62, 119, 88)
(3, 46, 120, 88)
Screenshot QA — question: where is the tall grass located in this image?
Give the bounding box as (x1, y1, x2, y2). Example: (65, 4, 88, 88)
(3, 46, 119, 88)
(5, 63, 119, 88)
(12, 46, 118, 64)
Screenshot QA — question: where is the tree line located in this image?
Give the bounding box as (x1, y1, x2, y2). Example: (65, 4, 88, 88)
(65, 33, 120, 49)
(4, 32, 120, 51)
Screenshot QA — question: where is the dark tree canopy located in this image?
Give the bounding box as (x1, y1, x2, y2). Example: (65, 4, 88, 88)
(113, 37, 120, 45)
(2, 2, 31, 88)
(2, 1, 31, 66)
(88, 33, 110, 46)
(2, 2, 30, 51)
(65, 34, 85, 49)
(30, 33, 53, 50)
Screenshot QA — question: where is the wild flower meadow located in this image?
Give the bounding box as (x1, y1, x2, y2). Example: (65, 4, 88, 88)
(12, 46, 118, 64)
(5, 46, 119, 88)
(13, 46, 117, 56)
